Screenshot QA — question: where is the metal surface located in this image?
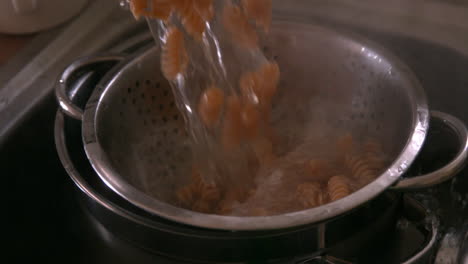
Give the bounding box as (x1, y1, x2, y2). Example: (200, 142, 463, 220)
(394, 111, 468, 190)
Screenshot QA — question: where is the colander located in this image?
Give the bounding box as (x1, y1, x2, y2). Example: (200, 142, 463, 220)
(56, 21, 468, 230)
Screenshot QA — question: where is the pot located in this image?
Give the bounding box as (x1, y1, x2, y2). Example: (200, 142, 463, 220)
(55, 21, 468, 231)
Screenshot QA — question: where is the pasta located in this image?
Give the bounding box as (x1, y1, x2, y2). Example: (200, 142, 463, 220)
(222, 2, 259, 48)
(327, 175, 351, 202)
(241, 102, 261, 139)
(146, 0, 173, 21)
(129, 0, 173, 21)
(181, 6, 206, 40)
(129, 0, 148, 19)
(344, 155, 377, 185)
(176, 185, 195, 207)
(296, 182, 325, 208)
(174, 0, 214, 21)
(343, 139, 387, 188)
(177, 137, 388, 215)
(241, 0, 272, 32)
(363, 139, 387, 170)
(306, 159, 331, 175)
(198, 86, 225, 128)
(240, 61, 280, 107)
(161, 27, 188, 80)
(176, 167, 223, 213)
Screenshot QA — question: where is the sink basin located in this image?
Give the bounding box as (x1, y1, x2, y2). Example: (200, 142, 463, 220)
(4, 20, 468, 263)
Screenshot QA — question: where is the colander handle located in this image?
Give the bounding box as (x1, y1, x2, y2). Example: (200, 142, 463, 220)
(393, 111, 468, 190)
(56, 54, 125, 120)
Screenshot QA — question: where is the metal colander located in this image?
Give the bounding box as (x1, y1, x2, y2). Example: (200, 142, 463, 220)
(58, 21, 431, 230)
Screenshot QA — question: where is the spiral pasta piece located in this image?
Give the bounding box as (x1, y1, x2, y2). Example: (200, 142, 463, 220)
(241, 102, 261, 139)
(129, 0, 148, 19)
(176, 185, 195, 208)
(344, 155, 378, 185)
(305, 159, 334, 182)
(239, 61, 280, 106)
(362, 139, 387, 172)
(328, 175, 351, 201)
(176, 166, 222, 213)
(252, 137, 276, 166)
(173, 0, 214, 40)
(363, 139, 383, 155)
(129, 0, 174, 21)
(161, 27, 188, 80)
(223, 2, 259, 48)
(296, 182, 325, 208)
(241, 0, 272, 32)
(258, 61, 280, 100)
(147, 0, 173, 21)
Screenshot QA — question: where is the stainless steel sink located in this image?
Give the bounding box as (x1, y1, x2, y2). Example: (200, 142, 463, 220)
(3, 4, 468, 263)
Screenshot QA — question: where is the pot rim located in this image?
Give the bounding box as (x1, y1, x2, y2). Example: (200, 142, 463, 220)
(81, 21, 429, 231)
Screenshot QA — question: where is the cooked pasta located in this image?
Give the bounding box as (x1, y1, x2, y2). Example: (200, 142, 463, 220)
(296, 182, 325, 208)
(241, 102, 261, 139)
(241, 0, 272, 32)
(198, 86, 225, 128)
(363, 139, 383, 155)
(193, 0, 215, 21)
(199, 182, 221, 204)
(129, 0, 173, 21)
(240, 71, 260, 102)
(222, 2, 259, 48)
(181, 7, 206, 40)
(344, 154, 378, 187)
(174, 0, 214, 20)
(161, 27, 188, 80)
(129, 0, 148, 19)
(146, 0, 173, 21)
(257, 61, 280, 101)
(327, 175, 351, 202)
(176, 185, 195, 208)
(306, 159, 331, 176)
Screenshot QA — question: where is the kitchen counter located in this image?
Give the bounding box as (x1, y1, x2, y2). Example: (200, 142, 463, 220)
(0, 34, 35, 66)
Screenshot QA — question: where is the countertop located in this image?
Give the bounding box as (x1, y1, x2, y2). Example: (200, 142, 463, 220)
(0, 34, 35, 66)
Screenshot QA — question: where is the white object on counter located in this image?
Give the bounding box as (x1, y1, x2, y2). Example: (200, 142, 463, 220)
(0, 0, 88, 34)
